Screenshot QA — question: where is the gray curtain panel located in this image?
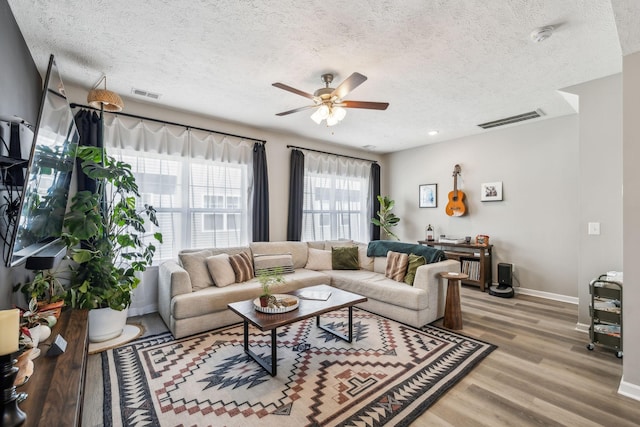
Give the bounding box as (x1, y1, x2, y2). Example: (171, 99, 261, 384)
(73, 109, 102, 193)
(252, 142, 269, 242)
(286, 149, 304, 241)
(370, 162, 381, 241)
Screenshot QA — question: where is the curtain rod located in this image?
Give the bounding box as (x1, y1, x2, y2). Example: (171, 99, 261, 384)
(70, 103, 267, 144)
(286, 145, 377, 163)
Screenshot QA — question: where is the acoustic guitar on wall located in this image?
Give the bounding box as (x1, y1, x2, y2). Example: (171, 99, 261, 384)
(445, 164, 466, 217)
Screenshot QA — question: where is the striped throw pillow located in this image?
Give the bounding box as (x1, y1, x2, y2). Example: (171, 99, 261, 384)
(253, 253, 294, 275)
(385, 251, 409, 282)
(229, 251, 254, 283)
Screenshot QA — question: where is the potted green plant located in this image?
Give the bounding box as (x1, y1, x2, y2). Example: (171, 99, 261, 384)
(256, 267, 285, 307)
(371, 195, 400, 240)
(62, 146, 162, 342)
(13, 269, 66, 317)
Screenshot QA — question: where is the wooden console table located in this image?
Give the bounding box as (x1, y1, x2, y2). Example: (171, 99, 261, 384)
(419, 240, 493, 291)
(18, 309, 89, 426)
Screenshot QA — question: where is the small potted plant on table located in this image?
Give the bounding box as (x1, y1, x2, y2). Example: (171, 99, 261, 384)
(257, 267, 285, 307)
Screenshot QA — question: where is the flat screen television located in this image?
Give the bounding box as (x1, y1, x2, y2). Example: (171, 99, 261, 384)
(5, 54, 79, 267)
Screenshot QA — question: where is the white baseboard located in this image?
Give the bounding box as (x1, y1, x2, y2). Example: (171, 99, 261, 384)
(575, 322, 590, 333)
(128, 303, 158, 317)
(514, 286, 579, 305)
(619, 377, 640, 401)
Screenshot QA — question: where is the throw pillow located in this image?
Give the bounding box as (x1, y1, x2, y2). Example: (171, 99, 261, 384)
(205, 253, 236, 287)
(404, 253, 426, 286)
(253, 253, 294, 275)
(332, 246, 359, 270)
(357, 243, 374, 271)
(305, 248, 332, 270)
(385, 251, 409, 282)
(229, 251, 254, 283)
(179, 249, 214, 291)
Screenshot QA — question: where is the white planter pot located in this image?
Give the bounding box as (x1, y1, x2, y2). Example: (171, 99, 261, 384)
(88, 307, 129, 343)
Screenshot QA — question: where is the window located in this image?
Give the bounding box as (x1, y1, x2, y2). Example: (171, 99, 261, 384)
(300, 154, 371, 242)
(105, 116, 253, 262)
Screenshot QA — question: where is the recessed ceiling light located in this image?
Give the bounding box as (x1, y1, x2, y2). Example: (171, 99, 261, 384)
(428, 130, 439, 136)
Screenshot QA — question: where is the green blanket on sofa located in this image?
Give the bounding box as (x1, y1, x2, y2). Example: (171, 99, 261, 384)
(367, 240, 446, 264)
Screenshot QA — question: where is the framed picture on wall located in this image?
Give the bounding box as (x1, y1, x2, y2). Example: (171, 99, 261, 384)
(481, 181, 503, 201)
(419, 184, 437, 208)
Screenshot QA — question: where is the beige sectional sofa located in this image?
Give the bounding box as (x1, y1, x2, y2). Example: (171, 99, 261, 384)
(158, 240, 460, 338)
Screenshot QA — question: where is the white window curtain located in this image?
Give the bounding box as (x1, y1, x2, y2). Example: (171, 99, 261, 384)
(301, 152, 371, 242)
(103, 116, 254, 261)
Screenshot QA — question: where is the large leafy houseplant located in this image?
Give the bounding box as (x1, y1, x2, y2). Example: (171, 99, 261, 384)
(371, 195, 400, 240)
(62, 146, 162, 311)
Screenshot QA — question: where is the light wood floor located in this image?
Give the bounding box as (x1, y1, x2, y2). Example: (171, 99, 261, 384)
(83, 287, 640, 426)
(417, 286, 640, 427)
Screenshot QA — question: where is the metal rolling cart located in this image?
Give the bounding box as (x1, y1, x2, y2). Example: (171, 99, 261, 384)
(587, 273, 623, 358)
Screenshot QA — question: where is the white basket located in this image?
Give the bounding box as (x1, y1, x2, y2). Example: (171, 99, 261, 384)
(253, 294, 299, 314)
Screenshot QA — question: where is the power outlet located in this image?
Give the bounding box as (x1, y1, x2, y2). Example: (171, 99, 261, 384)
(588, 222, 600, 235)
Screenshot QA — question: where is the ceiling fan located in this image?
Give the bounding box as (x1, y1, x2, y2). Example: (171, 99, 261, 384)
(272, 72, 389, 126)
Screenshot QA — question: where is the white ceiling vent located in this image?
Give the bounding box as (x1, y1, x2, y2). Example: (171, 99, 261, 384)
(477, 109, 544, 129)
(131, 88, 162, 100)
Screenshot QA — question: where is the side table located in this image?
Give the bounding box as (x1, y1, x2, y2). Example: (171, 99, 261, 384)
(439, 272, 468, 330)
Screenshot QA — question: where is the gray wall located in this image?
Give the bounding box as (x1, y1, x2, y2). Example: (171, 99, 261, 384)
(622, 50, 640, 396)
(563, 74, 623, 326)
(0, 0, 41, 309)
(385, 115, 581, 298)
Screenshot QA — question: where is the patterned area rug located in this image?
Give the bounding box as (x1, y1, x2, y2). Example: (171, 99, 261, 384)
(102, 309, 495, 426)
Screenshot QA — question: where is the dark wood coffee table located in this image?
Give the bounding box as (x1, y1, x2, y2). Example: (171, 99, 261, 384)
(227, 284, 367, 376)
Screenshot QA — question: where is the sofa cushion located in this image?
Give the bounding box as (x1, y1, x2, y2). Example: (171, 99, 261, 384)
(250, 241, 309, 269)
(357, 243, 374, 271)
(385, 251, 409, 282)
(324, 239, 354, 250)
(205, 253, 235, 287)
(332, 246, 359, 270)
(179, 249, 214, 291)
(305, 248, 332, 270)
(253, 253, 294, 275)
(229, 252, 254, 283)
(326, 270, 429, 311)
(172, 269, 330, 319)
(404, 253, 426, 286)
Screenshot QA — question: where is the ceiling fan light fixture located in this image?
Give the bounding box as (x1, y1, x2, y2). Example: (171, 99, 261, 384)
(326, 115, 339, 127)
(310, 108, 325, 124)
(332, 106, 347, 121)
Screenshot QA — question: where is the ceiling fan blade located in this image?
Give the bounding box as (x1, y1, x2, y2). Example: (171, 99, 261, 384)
(341, 100, 389, 110)
(275, 105, 317, 116)
(331, 72, 367, 100)
(272, 82, 315, 100)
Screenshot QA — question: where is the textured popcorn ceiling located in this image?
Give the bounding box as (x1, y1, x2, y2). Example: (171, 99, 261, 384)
(7, 0, 640, 153)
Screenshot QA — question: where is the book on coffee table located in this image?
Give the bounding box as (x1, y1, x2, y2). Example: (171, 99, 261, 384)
(298, 290, 332, 301)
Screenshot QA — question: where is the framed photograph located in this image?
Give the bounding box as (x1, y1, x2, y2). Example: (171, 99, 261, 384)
(481, 181, 503, 202)
(419, 184, 437, 208)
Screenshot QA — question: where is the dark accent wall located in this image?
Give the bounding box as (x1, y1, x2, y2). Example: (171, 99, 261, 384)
(0, 0, 41, 125)
(0, 0, 41, 308)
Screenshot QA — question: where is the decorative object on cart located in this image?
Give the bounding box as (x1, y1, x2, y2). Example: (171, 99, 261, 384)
(256, 267, 286, 308)
(481, 181, 503, 202)
(272, 72, 389, 126)
(489, 263, 514, 298)
(475, 234, 490, 246)
(62, 146, 163, 342)
(425, 224, 435, 241)
(445, 164, 466, 216)
(419, 184, 437, 208)
(0, 308, 27, 427)
(587, 274, 622, 358)
(371, 195, 400, 240)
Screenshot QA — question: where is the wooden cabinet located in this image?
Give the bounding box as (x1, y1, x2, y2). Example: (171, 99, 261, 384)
(418, 240, 493, 291)
(19, 309, 89, 426)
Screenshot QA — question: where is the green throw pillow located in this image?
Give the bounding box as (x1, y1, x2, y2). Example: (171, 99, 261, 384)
(332, 246, 359, 270)
(404, 253, 426, 285)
